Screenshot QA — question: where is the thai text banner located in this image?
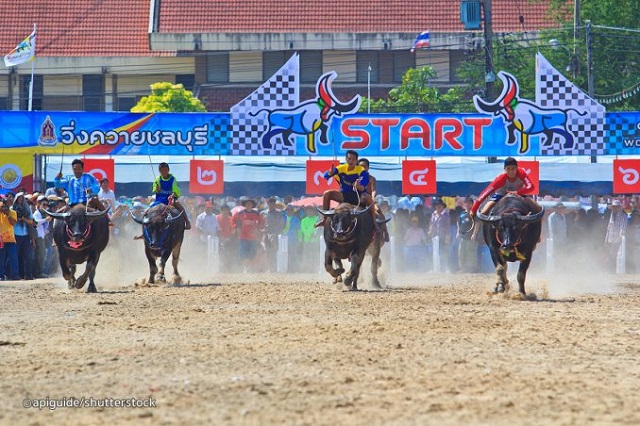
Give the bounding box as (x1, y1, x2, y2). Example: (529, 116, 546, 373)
(0, 111, 638, 156)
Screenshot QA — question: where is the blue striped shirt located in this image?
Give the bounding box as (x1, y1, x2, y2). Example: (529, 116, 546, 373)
(54, 173, 100, 205)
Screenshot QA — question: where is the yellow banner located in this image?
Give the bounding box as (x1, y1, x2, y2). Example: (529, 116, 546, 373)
(0, 149, 34, 192)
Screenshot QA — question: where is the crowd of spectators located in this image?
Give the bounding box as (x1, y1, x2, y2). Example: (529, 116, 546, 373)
(2, 186, 640, 281)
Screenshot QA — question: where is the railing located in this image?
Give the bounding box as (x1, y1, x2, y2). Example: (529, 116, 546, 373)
(204, 233, 629, 275)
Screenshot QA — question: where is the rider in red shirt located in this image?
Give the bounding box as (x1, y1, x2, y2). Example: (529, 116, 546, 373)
(470, 157, 538, 217)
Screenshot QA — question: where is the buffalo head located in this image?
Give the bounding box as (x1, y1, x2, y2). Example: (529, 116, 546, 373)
(131, 206, 183, 250)
(473, 71, 519, 121)
(317, 203, 372, 241)
(317, 72, 361, 121)
(477, 207, 544, 252)
(45, 206, 110, 248)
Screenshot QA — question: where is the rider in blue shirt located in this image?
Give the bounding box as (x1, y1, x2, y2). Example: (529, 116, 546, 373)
(151, 162, 191, 230)
(54, 159, 103, 209)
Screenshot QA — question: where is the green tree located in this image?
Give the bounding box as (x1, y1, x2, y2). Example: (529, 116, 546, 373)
(460, 0, 640, 111)
(550, 0, 640, 110)
(131, 82, 206, 112)
(361, 66, 476, 113)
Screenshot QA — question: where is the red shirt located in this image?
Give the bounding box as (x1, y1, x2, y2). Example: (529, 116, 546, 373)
(232, 209, 265, 241)
(472, 167, 534, 214)
(216, 214, 234, 239)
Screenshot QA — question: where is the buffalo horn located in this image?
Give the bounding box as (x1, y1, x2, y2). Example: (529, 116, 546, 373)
(86, 206, 111, 217)
(165, 210, 184, 224)
(352, 203, 373, 216)
(316, 206, 335, 217)
(130, 211, 146, 225)
(473, 96, 501, 113)
(476, 211, 501, 223)
(43, 209, 70, 219)
(517, 206, 546, 223)
(334, 96, 361, 114)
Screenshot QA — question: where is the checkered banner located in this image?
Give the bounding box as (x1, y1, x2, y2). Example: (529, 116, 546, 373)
(535, 53, 607, 155)
(229, 53, 300, 155)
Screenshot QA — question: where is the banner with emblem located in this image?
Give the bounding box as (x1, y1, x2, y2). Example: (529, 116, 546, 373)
(305, 160, 339, 195)
(402, 160, 436, 195)
(81, 158, 115, 191)
(613, 159, 640, 194)
(0, 149, 33, 193)
(516, 160, 539, 195)
(189, 160, 224, 194)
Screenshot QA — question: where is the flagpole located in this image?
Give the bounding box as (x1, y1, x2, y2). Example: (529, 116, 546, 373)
(28, 23, 36, 111)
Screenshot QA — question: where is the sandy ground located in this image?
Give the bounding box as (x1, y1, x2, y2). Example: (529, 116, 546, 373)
(2, 242, 640, 425)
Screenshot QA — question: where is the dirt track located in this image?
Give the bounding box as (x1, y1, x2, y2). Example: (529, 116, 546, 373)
(2, 270, 640, 425)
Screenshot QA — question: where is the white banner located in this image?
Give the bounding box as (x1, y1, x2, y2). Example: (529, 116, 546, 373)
(4, 29, 36, 67)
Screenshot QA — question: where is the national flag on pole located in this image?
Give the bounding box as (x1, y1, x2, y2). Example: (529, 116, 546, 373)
(410, 31, 430, 52)
(4, 29, 36, 67)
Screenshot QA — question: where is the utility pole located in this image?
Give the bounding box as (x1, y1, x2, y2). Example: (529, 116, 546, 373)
(572, 0, 580, 78)
(482, 0, 497, 163)
(585, 20, 594, 98)
(483, 0, 495, 99)
(573, 0, 581, 51)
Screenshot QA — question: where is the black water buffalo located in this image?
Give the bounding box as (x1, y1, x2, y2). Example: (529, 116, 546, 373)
(477, 194, 545, 297)
(45, 205, 110, 293)
(132, 204, 185, 284)
(317, 203, 380, 290)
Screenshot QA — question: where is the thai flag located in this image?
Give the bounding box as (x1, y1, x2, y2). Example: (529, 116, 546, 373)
(410, 31, 430, 53)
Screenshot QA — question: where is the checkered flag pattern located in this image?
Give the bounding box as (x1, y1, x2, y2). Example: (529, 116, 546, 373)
(606, 113, 638, 154)
(536, 53, 606, 155)
(230, 53, 300, 155)
(208, 114, 230, 155)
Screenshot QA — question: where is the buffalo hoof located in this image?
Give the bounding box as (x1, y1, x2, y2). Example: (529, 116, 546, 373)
(155, 274, 166, 284)
(172, 276, 182, 285)
(371, 278, 382, 290)
(488, 285, 504, 294)
(335, 267, 345, 276)
(87, 283, 97, 293)
(67, 279, 75, 290)
(332, 276, 343, 284)
(75, 276, 88, 289)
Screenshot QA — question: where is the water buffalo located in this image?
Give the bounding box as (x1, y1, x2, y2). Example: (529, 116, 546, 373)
(316, 203, 380, 290)
(45, 205, 110, 293)
(477, 194, 545, 297)
(132, 204, 185, 284)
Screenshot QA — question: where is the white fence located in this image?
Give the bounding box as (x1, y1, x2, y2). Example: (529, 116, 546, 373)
(205, 233, 629, 275)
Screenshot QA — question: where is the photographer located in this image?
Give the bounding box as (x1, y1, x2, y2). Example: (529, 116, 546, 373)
(0, 195, 18, 280)
(32, 196, 52, 278)
(11, 192, 35, 280)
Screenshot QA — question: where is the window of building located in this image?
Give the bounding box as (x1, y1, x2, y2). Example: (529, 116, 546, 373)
(20, 75, 43, 110)
(117, 97, 137, 112)
(207, 53, 229, 83)
(263, 51, 287, 81)
(176, 74, 195, 91)
(356, 51, 379, 83)
(393, 51, 415, 83)
(449, 50, 467, 83)
(300, 51, 322, 83)
(83, 74, 103, 111)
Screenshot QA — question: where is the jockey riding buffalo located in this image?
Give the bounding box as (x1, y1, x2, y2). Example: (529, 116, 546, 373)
(477, 194, 545, 297)
(316, 203, 380, 290)
(45, 204, 110, 293)
(132, 203, 185, 284)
